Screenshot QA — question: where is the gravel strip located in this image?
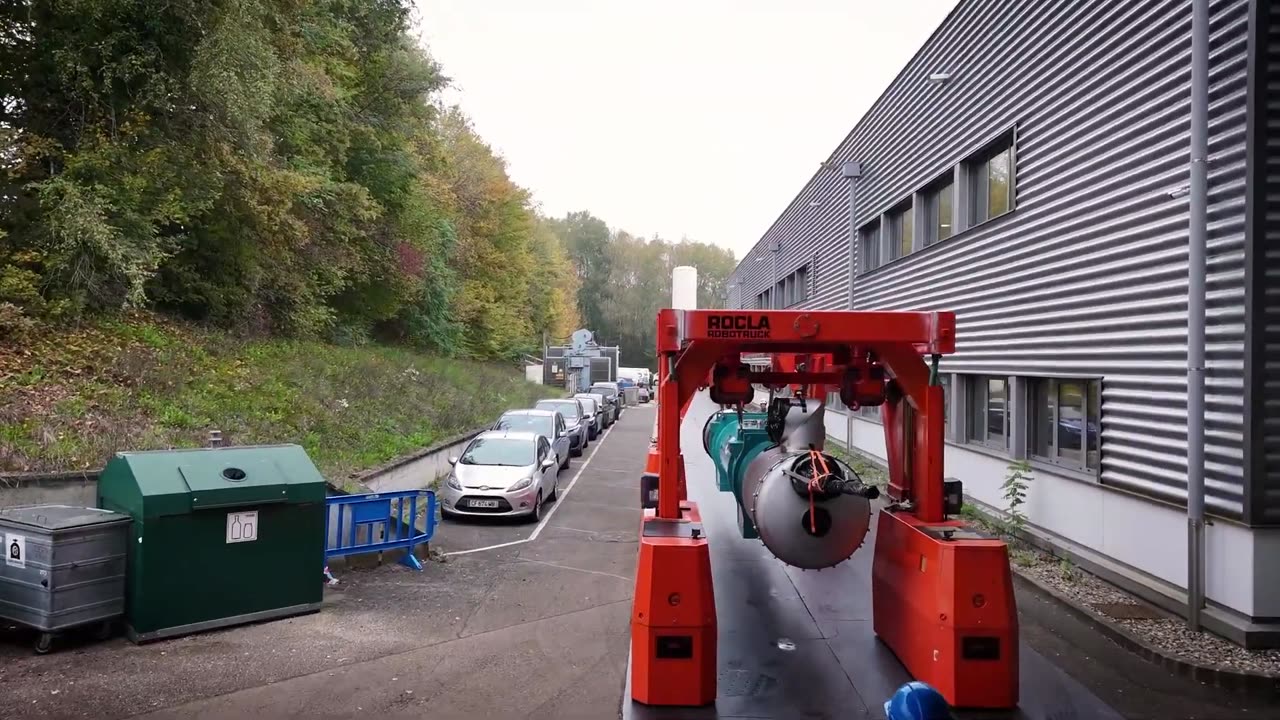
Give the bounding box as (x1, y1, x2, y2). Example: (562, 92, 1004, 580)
(835, 443, 1280, 677)
(1013, 545, 1280, 675)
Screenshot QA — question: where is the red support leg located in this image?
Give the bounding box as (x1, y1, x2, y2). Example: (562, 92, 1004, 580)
(632, 310, 717, 706)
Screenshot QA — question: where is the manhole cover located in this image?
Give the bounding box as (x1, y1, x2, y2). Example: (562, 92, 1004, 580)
(1092, 602, 1163, 620)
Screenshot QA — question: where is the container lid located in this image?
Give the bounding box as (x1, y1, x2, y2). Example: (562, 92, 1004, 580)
(0, 505, 131, 531)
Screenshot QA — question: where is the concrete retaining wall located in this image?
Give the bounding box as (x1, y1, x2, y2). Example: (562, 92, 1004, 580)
(0, 471, 100, 509)
(352, 427, 485, 493)
(0, 424, 487, 509)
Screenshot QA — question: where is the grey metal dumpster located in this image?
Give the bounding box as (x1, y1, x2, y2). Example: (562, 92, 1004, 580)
(623, 386, 640, 406)
(0, 505, 130, 653)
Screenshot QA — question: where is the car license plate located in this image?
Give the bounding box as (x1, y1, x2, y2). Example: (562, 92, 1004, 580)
(469, 499, 500, 508)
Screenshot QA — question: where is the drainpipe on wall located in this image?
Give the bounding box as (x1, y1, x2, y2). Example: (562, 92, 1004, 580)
(769, 240, 781, 309)
(1186, 0, 1209, 633)
(842, 161, 864, 451)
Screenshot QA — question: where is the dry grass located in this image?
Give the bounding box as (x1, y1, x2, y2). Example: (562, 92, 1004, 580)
(0, 313, 558, 479)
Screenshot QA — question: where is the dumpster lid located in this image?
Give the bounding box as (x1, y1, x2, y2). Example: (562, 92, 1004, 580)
(0, 505, 131, 531)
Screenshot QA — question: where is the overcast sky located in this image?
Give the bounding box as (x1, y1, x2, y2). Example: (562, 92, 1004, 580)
(413, 0, 959, 261)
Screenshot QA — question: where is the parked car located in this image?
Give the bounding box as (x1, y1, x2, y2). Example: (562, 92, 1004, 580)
(441, 431, 558, 521)
(576, 391, 613, 429)
(637, 385, 651, 403)
(491, 409, 570, 470)
(573, 395, 603, 439)
(535, 398, 589, 456)
(591, 382, 624, 418)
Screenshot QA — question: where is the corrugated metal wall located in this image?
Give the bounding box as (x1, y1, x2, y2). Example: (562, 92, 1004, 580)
(730, 0, 1252, 518)
(1249, 0, 1280, 525)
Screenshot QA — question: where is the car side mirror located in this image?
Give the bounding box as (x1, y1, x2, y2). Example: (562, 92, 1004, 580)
(448, 456, 458, 465)
(541, 458, 556, 470)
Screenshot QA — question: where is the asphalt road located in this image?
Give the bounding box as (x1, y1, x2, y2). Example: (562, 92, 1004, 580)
(1, 396, 1271, 720)
(0, 404, 654, 720)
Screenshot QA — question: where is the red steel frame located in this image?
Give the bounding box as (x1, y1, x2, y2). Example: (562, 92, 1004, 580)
(651, 309, 954, 523)
(631, 308, 1018, 710)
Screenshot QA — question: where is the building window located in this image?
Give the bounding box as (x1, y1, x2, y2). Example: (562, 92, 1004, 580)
(1030, 378, 1101, 473)
(827, 390, 845, 411)
(757, 265, 811, 308)
(925, 178, 954, 246)
(859, 403, 882, 422)
(966, 375, 1009, 450)
(968, 135, 1015, 224)
(793, 265, 809, 304)
(859, 220, 881, 272)
(939, 374, 952, 436)
(886, 202, 914, 261)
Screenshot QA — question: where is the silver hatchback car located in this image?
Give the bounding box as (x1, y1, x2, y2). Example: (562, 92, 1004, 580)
(578, 391, 615, 427)
(441, 431, 559, 521)
(572, 394, 603, 439)
(535, 398, 589, 456)
(492, 409, 571, 470)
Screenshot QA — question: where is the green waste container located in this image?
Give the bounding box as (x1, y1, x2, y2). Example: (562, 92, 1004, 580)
(98, 444, 326, 642)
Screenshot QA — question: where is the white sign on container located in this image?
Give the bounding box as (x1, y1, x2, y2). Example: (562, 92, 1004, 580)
(226, 511, 259, 544)
(5, 533, 26, 568)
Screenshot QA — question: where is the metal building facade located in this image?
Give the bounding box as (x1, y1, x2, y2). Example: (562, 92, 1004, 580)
(729, 0, 1274, 524)
(1247, 0, 1280, 526)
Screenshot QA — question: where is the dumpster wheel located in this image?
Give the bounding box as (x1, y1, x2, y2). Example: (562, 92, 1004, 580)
(34, 632, 53, 654)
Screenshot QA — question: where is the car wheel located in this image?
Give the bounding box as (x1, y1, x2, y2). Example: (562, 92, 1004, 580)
(560, 453, 570, 470)
(572, 442, 584, 457)
(528, 491, 543, 523)
(547, 476, 558, 502)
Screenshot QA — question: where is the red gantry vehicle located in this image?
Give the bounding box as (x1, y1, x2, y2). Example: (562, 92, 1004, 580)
(629, 308, 1018, 711)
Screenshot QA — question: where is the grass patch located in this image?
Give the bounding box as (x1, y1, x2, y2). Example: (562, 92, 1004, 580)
(0, 313, 559, 479)
(825, 437, 889, 488)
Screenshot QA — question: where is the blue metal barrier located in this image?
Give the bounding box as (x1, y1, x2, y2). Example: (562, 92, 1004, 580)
(325, 490, 438, 571)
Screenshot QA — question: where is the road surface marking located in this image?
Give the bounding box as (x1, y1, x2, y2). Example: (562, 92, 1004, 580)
(514, 557, 631, 582)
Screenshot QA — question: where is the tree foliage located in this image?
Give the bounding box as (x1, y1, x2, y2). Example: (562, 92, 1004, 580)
(550, 216, 736, 369)
(0, 0, 577, 358)
(1, 1, 735, 363)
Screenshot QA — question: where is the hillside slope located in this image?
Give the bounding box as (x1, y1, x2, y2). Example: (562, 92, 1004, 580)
(0, 315, 557, 480)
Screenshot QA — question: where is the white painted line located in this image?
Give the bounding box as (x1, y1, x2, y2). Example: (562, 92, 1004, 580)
(515, 557, 631, 582)
(562, 499, 641, 512)
(548, 525, 598, 536)
(528, 420, 616, 541)
(444, 538, 529, 557)
(443, 419, 621, 557)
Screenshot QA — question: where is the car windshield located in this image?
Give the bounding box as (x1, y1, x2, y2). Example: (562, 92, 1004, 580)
(495, 413, 553, 436)
(592, 386, 613, 396)
(459, 437, 535, 467)
(537, 401, 580, 420)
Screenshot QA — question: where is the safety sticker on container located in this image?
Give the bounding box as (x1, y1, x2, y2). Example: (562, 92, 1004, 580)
(225, 511, 259, 544)
(5, 533, 26, 568)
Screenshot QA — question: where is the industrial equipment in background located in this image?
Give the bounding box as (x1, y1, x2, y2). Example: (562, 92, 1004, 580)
(543, 328, 620, 392)
(631, 300, 1018, 711)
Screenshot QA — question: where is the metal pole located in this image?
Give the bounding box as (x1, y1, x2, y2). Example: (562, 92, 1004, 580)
(841, 161, 863, 451)
(1187, 0, 1209, 632)
(771, 241, 780, 309)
